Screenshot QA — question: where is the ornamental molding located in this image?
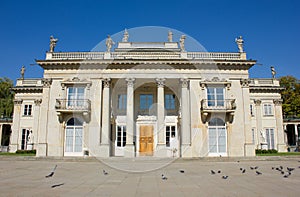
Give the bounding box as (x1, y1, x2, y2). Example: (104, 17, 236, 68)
(61, 77, 92, 90)
(200, 77, 231, 90)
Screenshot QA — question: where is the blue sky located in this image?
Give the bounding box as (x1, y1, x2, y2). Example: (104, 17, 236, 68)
(0, 0, 299, 82)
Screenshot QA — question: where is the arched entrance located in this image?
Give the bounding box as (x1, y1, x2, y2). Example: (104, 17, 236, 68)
(65, 117, 83, 156)
(208, 118, 227, 156)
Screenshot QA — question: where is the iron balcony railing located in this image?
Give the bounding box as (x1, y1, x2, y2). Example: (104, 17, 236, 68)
(201, 99, 236, 111)
(55, 99, 91, 111)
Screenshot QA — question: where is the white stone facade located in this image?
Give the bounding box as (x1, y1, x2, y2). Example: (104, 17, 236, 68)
(10, 37, 287, 157)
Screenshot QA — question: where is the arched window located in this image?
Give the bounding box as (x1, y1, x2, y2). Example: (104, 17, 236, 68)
(208, 118, 227, 156)
(65, 118, 83, 156)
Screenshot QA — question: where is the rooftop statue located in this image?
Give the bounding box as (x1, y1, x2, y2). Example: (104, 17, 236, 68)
(106, 35, 115, 52)
(49, 35, 58, 53)
(20, 65, 25, 79)
(122, 29, 129, 42)
(235, 36, 244, 53)
(179, 35, 186, 51)
(168, 30, 173, 42)
(271, 66, 276, 78)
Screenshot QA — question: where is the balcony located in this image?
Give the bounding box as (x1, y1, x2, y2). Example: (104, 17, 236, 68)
(200, 99, 236, 123)
(55, 99, 91, 122)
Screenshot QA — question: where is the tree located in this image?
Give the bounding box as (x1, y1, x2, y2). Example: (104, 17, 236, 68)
(279, 76, 300, 118)
(0, 77, 14, 118)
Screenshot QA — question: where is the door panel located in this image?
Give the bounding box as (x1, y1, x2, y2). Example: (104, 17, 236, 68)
(139, 125, 153, 155)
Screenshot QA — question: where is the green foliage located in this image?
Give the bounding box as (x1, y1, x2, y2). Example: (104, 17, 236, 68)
(255, 149, 278, 154)
(0, 78, 14, 118)
(279, 76, 300, 118)
(15, 150, 36, 154)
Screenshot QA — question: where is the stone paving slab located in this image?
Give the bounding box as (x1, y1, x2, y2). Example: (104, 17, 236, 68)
(0, 157, 299, 196)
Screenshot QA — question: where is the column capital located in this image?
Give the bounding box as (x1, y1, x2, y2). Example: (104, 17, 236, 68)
(240, 78, 250, 87)
(42, 78, 52, 88)
(254, 99, 261, 106)
(34, 99, 42, 106)
(156, 78, 165, 88)
(273, 99, 283, 106)
(126, 78, 135, 87)
(103, 78, 111, 88)
(13, 99, 23, 105)
(180, 78, 189, 88)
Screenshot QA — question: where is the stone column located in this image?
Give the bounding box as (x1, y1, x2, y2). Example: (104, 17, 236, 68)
(180, 79, 191, 157)
(10, 99, 23, 152)
(240, 79, 255, 156)
(156, 78, 165, 144)
(100, 78, 111, 157)
(273, 99, 286, 152)
(33, 99, 42, 150)
(37, 78, 52, 156)
(254, 99, 262, 147)
(124, 78, 135, 157)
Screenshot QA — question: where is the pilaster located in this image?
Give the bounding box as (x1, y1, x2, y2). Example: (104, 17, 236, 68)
(273, 99, 286, 152)
(125, 78, 135, 157)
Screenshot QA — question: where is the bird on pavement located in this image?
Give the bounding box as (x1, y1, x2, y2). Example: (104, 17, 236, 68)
(222, 175, 228, 179)
(256, 171, 262, 175)
(162, 174, 168, 180)
(242, 169, 246, 173)
(211, 170, 216, 175)
(51, 183, 64, 188)
(179, 170, 185, 173)
(103, 170, 108, 175)
(45, 165, 57, 178)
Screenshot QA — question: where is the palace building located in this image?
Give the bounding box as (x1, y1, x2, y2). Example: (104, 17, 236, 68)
(9, 30, 287, 157)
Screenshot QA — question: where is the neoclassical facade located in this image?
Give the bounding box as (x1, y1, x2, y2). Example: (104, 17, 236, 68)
(10, 32, 286, 157)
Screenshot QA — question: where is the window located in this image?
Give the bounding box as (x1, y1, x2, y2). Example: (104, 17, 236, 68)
(140, 94, 153, 110)
(250, 104, 254, 116)
(266, 128, 275, 149)
(207, 87, 224, 107)
(208, 118, 226, 155)
(118, 95, 127, 110)
(67, 87, 85, 107)
(23, 104, 32, 116)
(166, 125, 176, 147)
(116, 125, 126, 147)
(165, 94, 176, 110)
(21, 129, 30, 150)
(263, 104, 273, 116)
(65, 118, 83, 155)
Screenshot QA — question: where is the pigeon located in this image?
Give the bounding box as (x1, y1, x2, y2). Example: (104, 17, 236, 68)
(254, 166, 259, 169)
(281, 171, 285, 175)
(240, 168, 243, 171)
(51, 183, 64, 188)
(250, 167, 254, 170)
(222, 175, 228, 179)
(287, 167, 295, 172)
(211, 170, 216, 175)
(271, 167, 275, 170)
(179, 170, 185, 173)
(102, 170, 108, 175)
(217, 170, 221, 174)
(45, 165, 57, 178)
(256, 171, 262, 175)
(162, 174, 168, 180)
(280, 166, 283, 170)
(242, 169, 246, 173)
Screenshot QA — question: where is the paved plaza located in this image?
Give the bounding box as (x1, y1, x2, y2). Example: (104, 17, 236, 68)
(0, 156, 300, 196)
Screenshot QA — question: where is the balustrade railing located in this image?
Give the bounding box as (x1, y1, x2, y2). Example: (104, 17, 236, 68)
(55, 99, 91, 111)
(201, 99, 236, 111)
(47, 51, 243, 60)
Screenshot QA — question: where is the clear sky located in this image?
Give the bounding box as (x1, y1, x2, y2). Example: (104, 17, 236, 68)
(0, 0, 299, 82)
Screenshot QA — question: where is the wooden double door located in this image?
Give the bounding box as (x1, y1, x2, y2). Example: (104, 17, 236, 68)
(139, 125, 154, 155)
